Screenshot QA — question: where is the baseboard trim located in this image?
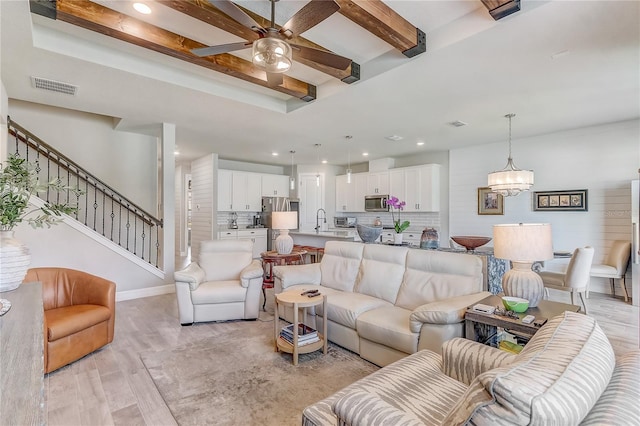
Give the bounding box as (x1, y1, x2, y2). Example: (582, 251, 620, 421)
(116, 284, 175, 302)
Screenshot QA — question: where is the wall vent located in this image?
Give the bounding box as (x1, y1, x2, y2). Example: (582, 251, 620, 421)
(31, 77, 78, 96)
(448, 120, 468, 127)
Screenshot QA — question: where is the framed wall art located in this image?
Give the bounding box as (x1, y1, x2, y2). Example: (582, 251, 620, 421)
(478, 187, 504, 215)
(533, 189, 588, 211)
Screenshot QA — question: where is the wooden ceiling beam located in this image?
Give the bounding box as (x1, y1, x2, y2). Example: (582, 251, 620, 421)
(335, 0, 425, 58)
(52, 0, 317, 101)
(162, 0, 359, 83)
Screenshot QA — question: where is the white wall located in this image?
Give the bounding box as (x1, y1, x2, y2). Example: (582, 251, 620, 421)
(190, 154, 217, 260)
(8, 100, 159, 214)
(450, 119, 639, 295)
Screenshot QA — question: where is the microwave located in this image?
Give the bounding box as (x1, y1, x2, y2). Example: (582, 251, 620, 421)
(335, 217, 357, 228)
(364, 195, 389, 212)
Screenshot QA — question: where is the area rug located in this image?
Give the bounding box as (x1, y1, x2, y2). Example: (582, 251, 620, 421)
(140, 317, 378, 426)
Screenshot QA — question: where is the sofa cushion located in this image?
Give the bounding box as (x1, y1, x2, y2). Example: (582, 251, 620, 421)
(356, 244, 409, 304)
(357, 306, 418, 354)
(199, 240, 253, 281)
(396, 250, 483, 310)
(318, 291, 391, 329)
(333, 390, 426, 426)
(443, 312, 615, 425)
(580, 351, 640, 425)
(319, 241, 364, 292)
(191, 280, 247, 305)
(46, 305, 112, 341)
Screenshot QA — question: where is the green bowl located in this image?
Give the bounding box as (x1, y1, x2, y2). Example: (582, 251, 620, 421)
(502, 296, 529, 313)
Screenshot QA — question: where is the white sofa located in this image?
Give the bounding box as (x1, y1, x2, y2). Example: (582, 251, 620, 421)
(274, 241, 491, 366)
(174, 240, 264, 324)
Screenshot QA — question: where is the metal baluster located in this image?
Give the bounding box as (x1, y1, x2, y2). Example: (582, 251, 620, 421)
(110, 194, 115, 241)
(125, 205, 131, 250)
(141, 221, 146, 261)
(133, 209, 138, 255)
(93, 182, 98, 231)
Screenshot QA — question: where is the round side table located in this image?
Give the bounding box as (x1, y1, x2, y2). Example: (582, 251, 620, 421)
(274, 290, 327, 365)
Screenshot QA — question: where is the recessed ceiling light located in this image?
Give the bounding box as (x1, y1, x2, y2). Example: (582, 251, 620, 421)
(322, 160, 327, 164)
(448, 120, 467, 127)
(174, 150, 180, 155)
(272, 152, 278, 156)
(385, 135, 403, 141)
(362, 152, 369, 157)
(133, 3, 152, 14)
(416, 141, 425, 146)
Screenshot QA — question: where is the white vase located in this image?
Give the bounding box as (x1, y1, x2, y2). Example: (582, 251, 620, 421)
(393, 233, 403, 245)
(0, 230, 31, 293)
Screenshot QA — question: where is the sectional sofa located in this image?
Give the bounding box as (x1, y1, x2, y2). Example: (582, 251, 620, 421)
(302, 311, 640, 425)
(273, 241, 491, 367)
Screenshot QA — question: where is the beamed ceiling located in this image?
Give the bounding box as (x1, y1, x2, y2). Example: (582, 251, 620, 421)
(31, 0, 435, 101)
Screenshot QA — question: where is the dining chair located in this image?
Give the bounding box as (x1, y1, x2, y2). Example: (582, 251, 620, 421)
(590, 240, 631, 302)
(537, 246, 595, 313)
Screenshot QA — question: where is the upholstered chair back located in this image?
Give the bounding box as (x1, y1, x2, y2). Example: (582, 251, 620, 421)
(319, 241, 365, 292)
(565, 246, 595, 290)
(198, 240, 253, 281)
(605, 240, 631, 274)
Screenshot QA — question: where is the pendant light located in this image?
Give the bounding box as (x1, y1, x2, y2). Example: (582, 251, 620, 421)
(487, 113, 534, 196)
(315, 143, 321, 187)
(289, 150, 296, 190)
(345, 135, 353, 184)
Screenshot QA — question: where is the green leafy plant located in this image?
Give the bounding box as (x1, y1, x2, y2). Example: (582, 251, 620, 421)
(388, 195, 410, 234)
(0, 154, 82, 231)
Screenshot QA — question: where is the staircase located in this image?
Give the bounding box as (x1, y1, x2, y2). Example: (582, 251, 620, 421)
(7, 117, 164, 269)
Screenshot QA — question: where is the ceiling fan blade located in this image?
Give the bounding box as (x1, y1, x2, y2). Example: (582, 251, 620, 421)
(207, 0, 265, 33)
(291, 44, 352, 70)
(280, 0, 340, 37)
(266, 72, 284, 87)
(192, 41, 253, 57)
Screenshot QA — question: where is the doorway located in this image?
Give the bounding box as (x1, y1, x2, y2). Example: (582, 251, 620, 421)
(298, 173, 324, 231)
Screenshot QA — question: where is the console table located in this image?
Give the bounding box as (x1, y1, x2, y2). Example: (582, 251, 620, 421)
(260, 249, 307, 310)
(0, 282, 45, 425)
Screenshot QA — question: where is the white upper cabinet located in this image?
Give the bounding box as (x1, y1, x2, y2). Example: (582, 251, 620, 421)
(218, 170, 262, 212)
(366, 172, 389, 195)
(389, 164, 440, 212)
(336, 173, 367, 212)
(261, 174, 290, 197)
(336, 174, 348, 212)
(217, 169, 233, 211)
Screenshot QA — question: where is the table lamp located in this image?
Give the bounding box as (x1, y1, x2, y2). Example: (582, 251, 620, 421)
(493, 223, 553, 307)
(272, 211, 298, 255)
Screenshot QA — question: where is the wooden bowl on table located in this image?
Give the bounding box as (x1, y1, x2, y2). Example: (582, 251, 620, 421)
(451, 236, 492, 251)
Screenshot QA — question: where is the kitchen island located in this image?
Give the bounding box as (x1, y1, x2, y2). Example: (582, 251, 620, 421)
(290, 229, 358, 247)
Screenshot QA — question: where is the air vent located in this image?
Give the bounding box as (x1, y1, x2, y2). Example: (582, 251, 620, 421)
(31, 77, 78, 96)
(449, 120, 468, 127)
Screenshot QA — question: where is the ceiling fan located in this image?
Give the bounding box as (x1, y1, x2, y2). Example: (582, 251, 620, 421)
(192, 0, 352, 86)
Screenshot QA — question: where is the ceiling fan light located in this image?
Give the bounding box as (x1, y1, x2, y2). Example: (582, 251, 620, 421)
(252, 38, 292, 73)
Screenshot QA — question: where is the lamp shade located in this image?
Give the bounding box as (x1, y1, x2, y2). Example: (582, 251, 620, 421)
(493, 223, 553, 262)
(272, 211, 297, 230)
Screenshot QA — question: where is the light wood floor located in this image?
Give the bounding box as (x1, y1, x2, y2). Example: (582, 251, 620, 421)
(44, 288, 638, 425)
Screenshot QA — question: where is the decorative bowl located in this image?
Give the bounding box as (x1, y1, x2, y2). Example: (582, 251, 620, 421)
(357, 224, 383, 243)
(451, 236, 492, 251)
(502, 296, 530, 313)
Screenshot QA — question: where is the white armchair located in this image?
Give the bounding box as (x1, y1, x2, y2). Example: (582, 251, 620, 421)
(174, 240, 264, 325)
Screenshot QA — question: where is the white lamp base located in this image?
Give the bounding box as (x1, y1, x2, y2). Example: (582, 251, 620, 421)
(275, 230, 294, 255)
(502, 261, 544, 307)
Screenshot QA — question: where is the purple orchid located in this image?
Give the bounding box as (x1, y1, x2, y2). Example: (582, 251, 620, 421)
(388, 195, 410, 233)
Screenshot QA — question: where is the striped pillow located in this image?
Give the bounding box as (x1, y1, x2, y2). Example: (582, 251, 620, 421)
(444, 312, 615, 425)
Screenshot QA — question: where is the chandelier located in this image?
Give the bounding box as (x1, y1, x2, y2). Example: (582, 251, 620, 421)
(487, 113, 534, 196)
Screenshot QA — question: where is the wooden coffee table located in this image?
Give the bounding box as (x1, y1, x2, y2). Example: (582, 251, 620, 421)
(274, 290, 327, 365)
(465, 294, 581, 346)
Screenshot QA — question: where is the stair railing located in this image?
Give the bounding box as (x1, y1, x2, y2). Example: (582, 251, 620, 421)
(7, 117, 163, 268)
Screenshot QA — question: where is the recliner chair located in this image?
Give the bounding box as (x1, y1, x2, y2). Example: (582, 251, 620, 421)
(174, 239, 263, 325)
(590, 240, 631, 302)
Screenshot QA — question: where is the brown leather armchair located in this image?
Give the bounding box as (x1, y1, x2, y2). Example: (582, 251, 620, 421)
(24, 267, 116, 373)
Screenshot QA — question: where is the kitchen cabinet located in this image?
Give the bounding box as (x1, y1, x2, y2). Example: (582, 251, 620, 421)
(336, 173, 367, 212)
(388, 164, 440, 212)
(217, 228, 267, 258)
(218, 170, 262, 212)
(380, 230, 422, 246)
(366, 171, 389, 195)
(261, 174, 290, 197)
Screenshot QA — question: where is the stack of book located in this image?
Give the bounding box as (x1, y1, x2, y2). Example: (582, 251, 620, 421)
(279, 323, 319, 346)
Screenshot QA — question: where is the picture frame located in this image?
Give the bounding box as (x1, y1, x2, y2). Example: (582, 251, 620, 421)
(533, 189, 588, 211)
(478, 187, 504, 215)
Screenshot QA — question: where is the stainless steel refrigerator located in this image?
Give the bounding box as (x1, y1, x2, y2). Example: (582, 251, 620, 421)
(632, 179, 639, 306)
(262, 197, 300, 250)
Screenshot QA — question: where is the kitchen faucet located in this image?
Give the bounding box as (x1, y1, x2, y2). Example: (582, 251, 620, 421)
(315, 208, 326, 233)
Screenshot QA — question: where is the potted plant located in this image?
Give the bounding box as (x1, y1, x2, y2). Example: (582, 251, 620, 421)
(388, 195, 409, 244)
(0, 154, 81, 292)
